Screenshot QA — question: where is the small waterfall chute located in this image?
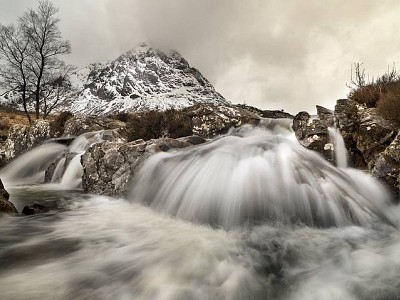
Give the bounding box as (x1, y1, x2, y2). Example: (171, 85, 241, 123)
(328, 126, 348, 168)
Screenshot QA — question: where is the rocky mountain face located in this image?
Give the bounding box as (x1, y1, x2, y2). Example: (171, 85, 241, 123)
(66, 44, 229, 115)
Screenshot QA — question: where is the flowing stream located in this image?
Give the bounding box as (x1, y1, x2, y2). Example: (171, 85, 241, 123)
(0, 122, 400, 300)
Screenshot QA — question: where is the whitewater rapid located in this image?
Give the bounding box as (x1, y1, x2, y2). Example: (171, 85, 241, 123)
(1, 122, 400, 300)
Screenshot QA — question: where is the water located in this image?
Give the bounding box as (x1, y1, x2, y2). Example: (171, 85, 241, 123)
(0, 130, 117, 188)
(328, 127, 348, 168)
(131, 126, 394, 228)
(0, 124, 400, 300)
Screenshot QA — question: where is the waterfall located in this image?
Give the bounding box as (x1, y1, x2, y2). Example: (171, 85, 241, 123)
(328, 126, 348, 168)
(0, 143, 68, 186)
(0, 130, 115, 188)
(130, 125, 394, 229)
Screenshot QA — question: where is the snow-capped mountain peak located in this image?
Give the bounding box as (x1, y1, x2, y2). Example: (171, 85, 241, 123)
(68, 44, 229, 115)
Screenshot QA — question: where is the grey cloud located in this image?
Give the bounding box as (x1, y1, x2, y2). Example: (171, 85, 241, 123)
(1, 0, 400, 114)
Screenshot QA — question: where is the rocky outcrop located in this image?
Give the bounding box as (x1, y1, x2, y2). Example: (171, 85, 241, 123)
(334, 99, 398, 170)
(63, 116, 126, 137)
(4, 120, 50, 160)
(373, 132, 400, 200)
(82, 136, 205, 197)
(236, 104, 295, 119)
(294, 98, 400, 199)
(187, 104, 259, 138)
(64, 104, 260, 141)
(0, 179, 17, 213)
(292, 106, 335, 163)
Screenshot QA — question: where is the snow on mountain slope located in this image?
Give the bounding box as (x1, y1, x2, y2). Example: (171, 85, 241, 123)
(66, 43, 230, 115)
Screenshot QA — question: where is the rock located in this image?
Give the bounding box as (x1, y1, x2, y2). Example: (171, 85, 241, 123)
(356, 108, 397, 169)
(235, 104, 295, 119)
(22, 203, 50, 215)
(0, 179, 17, 214)
(334, 99, 366, 168)
(176, 135, 207, 145)
(372, 132, 400, 200)
(82, 140, 157, 196)
(188, 104, 260, 138)
(292, 106, 335, 163)
(5, 120, 50, 160)
(63, 116, 126, 137)
(81, 135, 200, 197)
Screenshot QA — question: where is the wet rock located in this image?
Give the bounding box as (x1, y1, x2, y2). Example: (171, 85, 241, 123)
(22, 203, 50, 215)
(292, 106, 335, 163)
(0, 179, 17, 214)
(334, 99, 366, 168)
(81, 135, 199, 197)
(148, 137, 191, 152)
(372, 132, 400, 200)
(356, 108, 397, 169)
(177, 135, 207, 145)
(82, 140, 156, 196)
(63, 116, 126, 138)
(5, 120, 50, 160)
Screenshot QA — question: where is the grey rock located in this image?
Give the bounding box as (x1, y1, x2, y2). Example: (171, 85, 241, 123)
(5, 120, 50, 160)
(63, 116, 126, 137)
(292, 106, 335, 163)
(0, 178, 17, 214)
(81, 135, 200, 197)
(22, 203, 50, 215)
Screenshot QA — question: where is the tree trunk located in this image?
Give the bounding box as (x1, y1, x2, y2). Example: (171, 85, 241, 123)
(22, 89, 32, 125)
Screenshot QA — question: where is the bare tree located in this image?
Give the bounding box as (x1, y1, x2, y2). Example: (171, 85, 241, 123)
(0, 25, 33, 123)
(39, 64, 75, 118)
(21, 0, 71, 119)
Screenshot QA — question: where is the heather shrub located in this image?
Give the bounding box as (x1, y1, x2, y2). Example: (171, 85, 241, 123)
(0, 118, 10, 131)
(126, 109, 192, 141)
(347, 63, 399, 108)
(348, 84, 381, 107)
(50, 111, 74, 137)
(126, 110, 165, 141)
(377, 82, 400, 127)
(163, 109, 192, 138)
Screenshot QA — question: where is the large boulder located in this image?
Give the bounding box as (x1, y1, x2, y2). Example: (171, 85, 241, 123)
(292, 106, 335, 163)
(4, 120, 50, 160)
(81, 136, 205, 197)
(334, 100, 398, 169)
(356, 108, 397, 169)
(63, 116, 127, 137)
(0, 179, 17, 214)
(188, 104, 259, 138)
(235, 104, 294, 119)
(372, 132, 400, 200)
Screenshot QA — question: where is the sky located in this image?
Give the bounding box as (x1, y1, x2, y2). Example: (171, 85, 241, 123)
(1, 0, 400, 114)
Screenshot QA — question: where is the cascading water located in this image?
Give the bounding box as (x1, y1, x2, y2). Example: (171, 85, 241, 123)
(130, 125, 394, 228)
(0, 130, 116, 189)
(328, 126, 348, 168)
(0, 143, 68, 186)
(1, 122, 400, 300)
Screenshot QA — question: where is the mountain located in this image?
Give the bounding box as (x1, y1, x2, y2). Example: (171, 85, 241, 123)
(0, 43, 230, 115)
(66, 43, 229, 114)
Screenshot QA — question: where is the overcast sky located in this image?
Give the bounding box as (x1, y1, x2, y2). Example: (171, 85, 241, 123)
(1, 0, 400, 114)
